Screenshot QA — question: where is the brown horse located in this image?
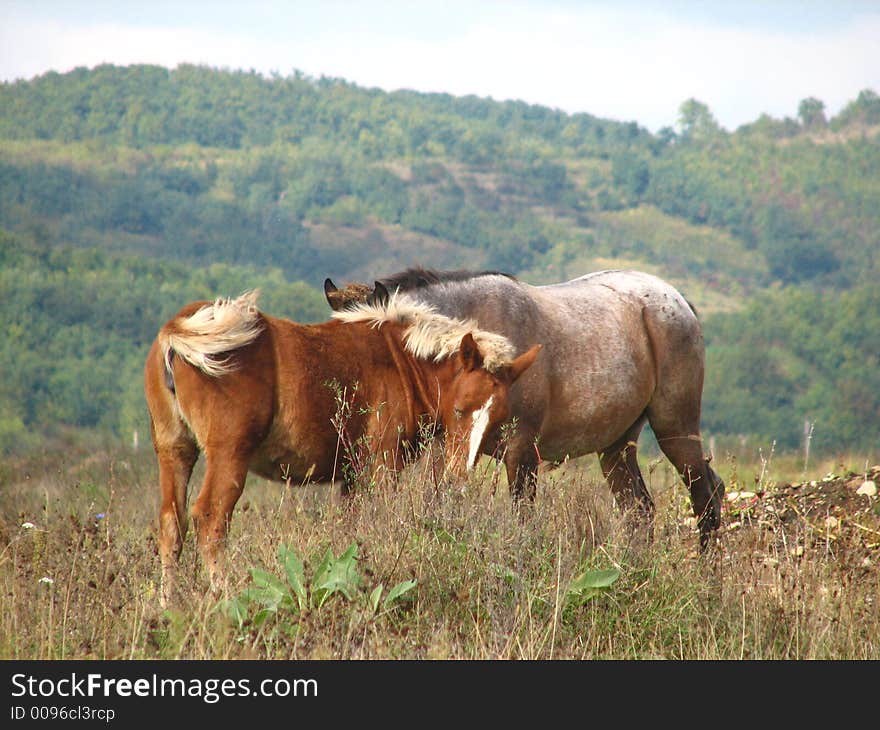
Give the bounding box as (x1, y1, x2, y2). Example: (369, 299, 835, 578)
(323, 268, 725, 549)
(144, 290, 541, 605)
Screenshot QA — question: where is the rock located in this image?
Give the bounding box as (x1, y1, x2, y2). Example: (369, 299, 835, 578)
(725, 490, 756, 501)
(856, 480, 877, 497)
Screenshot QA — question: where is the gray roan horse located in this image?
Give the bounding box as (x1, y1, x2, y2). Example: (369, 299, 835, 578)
(324, 268, 725, 548)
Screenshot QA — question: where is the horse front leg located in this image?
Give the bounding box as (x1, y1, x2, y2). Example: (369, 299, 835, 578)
(355, 408, 413, 494)
(598, 421, 655, 544)
(598, 422, 654, 514)
(367, 433, 408, 492)
(190, 451, 250, 597)
(504, 430, 540, 503)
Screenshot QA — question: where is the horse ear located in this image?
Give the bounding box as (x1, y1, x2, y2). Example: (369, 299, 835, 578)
(371, 281, 390, 306)
(458, 332, 484, 372)
(323, 278, 341, 310)
(503, 344, 542, 384)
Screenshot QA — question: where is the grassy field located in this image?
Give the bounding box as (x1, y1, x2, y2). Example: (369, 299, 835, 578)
(1, 440, 878, 660)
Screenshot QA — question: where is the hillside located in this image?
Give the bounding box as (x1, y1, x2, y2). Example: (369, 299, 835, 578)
(0, 65, 878, 457)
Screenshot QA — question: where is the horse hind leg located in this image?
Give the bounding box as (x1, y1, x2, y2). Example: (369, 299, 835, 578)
(651, 426, 724, 549)
(155, 439, 199, 608)
(146, 379, 199, 607)
(190, 450, 250, 597)
(598, 418, 655, 540)
(642, 314, 724, 549)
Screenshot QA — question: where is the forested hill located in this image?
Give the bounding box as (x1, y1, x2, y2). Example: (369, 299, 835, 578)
(1, 64, 878, 457)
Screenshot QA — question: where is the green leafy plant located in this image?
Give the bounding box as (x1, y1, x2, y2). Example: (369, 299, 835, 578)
(311, 542, 362, 608)
(222, 541, 417, 628)
(368, 579, 419, 614)
(565, 568, 621, 607)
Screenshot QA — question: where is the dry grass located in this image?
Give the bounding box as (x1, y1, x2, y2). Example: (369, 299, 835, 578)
(1, 443, 877, 660)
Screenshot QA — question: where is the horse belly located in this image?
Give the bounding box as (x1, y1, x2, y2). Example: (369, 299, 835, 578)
(248, 420, 337, 483)
(249, 451, 335, 483)
(535, 348, 654, 462)
(537, 395, 649, 461)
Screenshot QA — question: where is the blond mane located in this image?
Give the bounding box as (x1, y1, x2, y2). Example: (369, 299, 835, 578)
(332, 291, 515, 371)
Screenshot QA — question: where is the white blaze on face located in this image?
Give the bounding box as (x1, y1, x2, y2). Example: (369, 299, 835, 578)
(467, 395, 495, 471)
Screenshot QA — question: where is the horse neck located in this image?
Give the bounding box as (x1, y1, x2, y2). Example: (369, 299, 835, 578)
(416, 355, 458, 424)
(380, 324, 446, 421)
(414, 278, 528, 334)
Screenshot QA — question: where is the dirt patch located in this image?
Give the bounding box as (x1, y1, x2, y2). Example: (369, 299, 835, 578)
(722, 465, 880, 565)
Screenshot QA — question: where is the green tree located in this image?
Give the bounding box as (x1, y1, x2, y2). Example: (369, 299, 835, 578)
(611, 151, 650, 200)
(798, 97, 827, 130)
(831, 88, 880, 129)
(676, 99, 721, 143)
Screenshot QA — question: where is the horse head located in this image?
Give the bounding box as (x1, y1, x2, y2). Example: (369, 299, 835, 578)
(323, 278, 373, 312)
(441, 333, 542, 478)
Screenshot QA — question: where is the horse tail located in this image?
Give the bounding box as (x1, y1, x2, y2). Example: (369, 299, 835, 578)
(159, 290, 264, 378)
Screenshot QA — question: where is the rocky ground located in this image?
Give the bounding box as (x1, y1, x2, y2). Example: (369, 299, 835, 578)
(722, 464, 880, 569)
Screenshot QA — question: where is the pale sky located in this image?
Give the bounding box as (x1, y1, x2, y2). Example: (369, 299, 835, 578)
(1, 0, 878, 132)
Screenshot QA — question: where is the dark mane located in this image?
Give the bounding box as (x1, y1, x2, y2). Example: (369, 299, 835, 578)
(323, 267, 518, 312)
(378, 266, 516, 293)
